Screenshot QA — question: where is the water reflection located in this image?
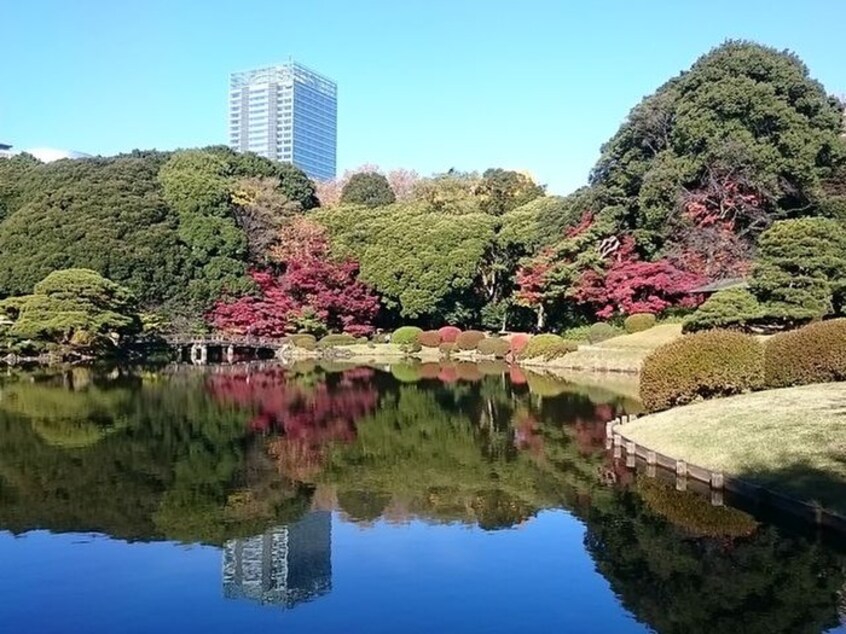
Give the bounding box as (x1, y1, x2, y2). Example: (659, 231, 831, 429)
(0, 363, 842, 633)
(223, 511, 331, 609)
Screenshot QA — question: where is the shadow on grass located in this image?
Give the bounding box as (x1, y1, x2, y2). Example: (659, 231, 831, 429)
(735, 453, 846, 518)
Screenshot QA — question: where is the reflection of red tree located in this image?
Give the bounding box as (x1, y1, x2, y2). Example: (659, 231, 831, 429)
(513, 412, 544, 457)
(572, 404, 616, 455)
(206, 368, 378, 480)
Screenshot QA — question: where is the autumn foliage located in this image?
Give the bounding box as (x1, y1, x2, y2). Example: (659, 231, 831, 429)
(208, 218, 380, 336)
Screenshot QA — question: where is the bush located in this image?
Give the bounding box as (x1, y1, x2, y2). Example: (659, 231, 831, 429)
(290, 333, 317, 349)
(418, 330, 442, 348)
(371, 332, 389, 344)
(508, 333, 531, 356)
(624, 313, 656, 334)
(456, 330, 485, 351)
(683, 289, 765, 333)
(392, 326, 423, 345)
(640, 330, 764, 412)
(519, 334, 578, 361)
(588, 322, 619, 343)
(403, 341, 422, 354)
(476, 337, 510, 358)
(438, 326, 462, 343)
(560, 325, 592, 342)
(439, 342, 455, 356)
(317, 334, 357, 349)
(764, 319, 846, 388)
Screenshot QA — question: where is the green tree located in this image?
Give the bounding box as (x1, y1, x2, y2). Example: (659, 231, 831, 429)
(750, 217, 846, 322)
(0, 269, 141, 347)
(591, 40, 846, 250)
(340, 172, 396, 207)
(475, 168, 544, 216)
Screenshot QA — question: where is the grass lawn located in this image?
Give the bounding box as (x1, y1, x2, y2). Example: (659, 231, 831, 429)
(623, 383, 846, 514)
(530, 324, 683, 373)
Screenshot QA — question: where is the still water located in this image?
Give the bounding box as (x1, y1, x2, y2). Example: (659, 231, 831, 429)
(0, 361, 843, 633)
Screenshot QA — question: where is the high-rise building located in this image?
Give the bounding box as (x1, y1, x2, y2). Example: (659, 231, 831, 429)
(228, 61, 337, 181)
(222, 511, 332, 609)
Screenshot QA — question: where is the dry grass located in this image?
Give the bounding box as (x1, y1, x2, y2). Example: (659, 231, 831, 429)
(524, 324, 683, 373)
(624, 383, 846, 513)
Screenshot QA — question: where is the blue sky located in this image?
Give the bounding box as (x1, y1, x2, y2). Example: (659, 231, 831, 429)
(4, 1, 844, 194)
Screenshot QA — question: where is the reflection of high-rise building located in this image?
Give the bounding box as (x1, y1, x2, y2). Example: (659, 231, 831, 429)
(222, 511, 332, 608)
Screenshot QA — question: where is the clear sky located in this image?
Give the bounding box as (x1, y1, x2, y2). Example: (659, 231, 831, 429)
(4, 0, 844, 194)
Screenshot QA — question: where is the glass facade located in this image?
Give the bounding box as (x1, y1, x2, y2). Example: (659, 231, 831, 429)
(229, 62, 337, 181)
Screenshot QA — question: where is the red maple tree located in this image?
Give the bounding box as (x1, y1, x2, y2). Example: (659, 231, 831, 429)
(208, 218, 380, 336)
(572, 237, 703, 318)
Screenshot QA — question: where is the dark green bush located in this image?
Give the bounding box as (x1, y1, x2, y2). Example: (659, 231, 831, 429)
(683, 289, 764, 333)
(624, 313, 656, 334)
(439, 342, 455, 356)
(290, 333, 317, 349)
(316, 334, 357, 349)
(519, 334, 578, 361)
(588, 322, 619, 343)
(392, 326, 423, 345)
(764, 319, 846, 388)
(640, 330, 764, 412)
(476, 337, 510, 358)
(418, 330, 442, 348)
(456, 330, 485, 351)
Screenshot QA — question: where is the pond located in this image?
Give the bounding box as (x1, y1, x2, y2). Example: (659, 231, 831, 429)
(0, 361, 843, 633)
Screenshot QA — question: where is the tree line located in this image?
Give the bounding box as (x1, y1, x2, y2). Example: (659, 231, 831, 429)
(0, 40, 844, 345)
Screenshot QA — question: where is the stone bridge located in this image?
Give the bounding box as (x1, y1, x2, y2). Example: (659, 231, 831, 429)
(161, 334, 288, 364)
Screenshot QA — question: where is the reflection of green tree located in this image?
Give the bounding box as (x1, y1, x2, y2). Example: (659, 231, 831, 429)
(583, 487, 846, 634)
(0, 370, 310, 545)
(0, 376, 133, 448)
(321, 381, 608, 529)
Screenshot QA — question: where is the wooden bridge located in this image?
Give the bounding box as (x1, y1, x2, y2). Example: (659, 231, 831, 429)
(160, 334, 289, 364)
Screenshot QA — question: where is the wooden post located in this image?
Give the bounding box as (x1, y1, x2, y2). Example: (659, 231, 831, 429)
(676, 475, 687, 492)
(646, 463, 656, 479)
(226, 344, 235, 364)
(710, 472, 724, 490)
(625, 441, 636, 468)
(676, 460, 687, 477)
(711, 489, 724, 507)
(646, 451, 657, 466)
(605, 421, 614, 439)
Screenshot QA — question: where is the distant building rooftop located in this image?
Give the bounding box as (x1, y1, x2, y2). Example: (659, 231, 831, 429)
(689, 278, 749, 294)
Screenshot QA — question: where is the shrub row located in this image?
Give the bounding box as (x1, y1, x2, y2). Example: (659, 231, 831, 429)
(392, 326, 423, 345)
(764, 318, 846, 388)
(640, 330, 764, 412)
(456, 330, 485, 351)
(418, 330, 442, 348)
(640, 319, 846, 412)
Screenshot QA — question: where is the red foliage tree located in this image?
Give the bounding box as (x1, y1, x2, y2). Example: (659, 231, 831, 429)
(572, 237, 703, 319)
(208, 219, 380, 336)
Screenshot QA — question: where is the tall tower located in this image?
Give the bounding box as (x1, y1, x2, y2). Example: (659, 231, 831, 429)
(228, 61, 337, 181)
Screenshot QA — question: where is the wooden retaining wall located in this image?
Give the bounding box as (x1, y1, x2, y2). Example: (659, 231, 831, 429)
(607, 415, 846, 535)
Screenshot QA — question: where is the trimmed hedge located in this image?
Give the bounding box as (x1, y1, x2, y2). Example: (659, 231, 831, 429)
(624, 313, 656, 334)
(418, 330, 442, 348)
(683, 288, 764, 333)
(508, 333, 531, 356)
(438, 326, 462, 344)
(439, 342, 455, 356)
(392, 326, 423, 345)
(640, 330, 764, 412)
(588, 322, 619, 343)
(519, 334, 578, 361)
(764, 318, 846, 388)
(456, 330, 485, 351)
(317, 334, 357, 349)
(477, 337, 510, 358)
(290, 334, 317, 349)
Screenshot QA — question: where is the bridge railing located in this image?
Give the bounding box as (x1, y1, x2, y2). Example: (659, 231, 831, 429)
(155, 334, 289, 348)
